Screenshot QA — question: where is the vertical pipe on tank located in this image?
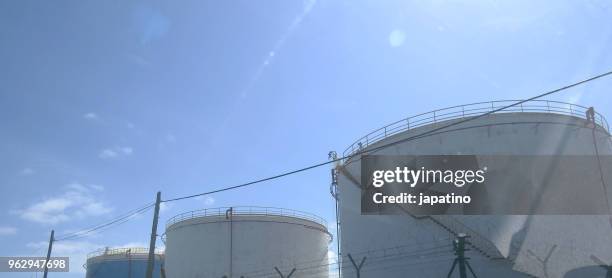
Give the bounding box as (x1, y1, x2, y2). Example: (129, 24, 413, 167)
(226, 207, 234, 278)
(127, 249, 132, 278)
(331, 168, 341, 278)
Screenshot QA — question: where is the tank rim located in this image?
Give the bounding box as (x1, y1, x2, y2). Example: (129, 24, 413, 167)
(165, 206, 328, 231)
(342, 99, 610, 161)
(86, 247, 163, 260)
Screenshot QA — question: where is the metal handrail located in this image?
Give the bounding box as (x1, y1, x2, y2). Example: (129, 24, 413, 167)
(166, 206, 328, 229)
(86, 247, 162, 259)
(343, 100, 610, 160)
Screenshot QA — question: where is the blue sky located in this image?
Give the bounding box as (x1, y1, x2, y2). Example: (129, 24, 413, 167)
(1, 0, 612, 277)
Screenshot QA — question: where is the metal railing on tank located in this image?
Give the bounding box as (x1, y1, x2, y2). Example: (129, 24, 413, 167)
(165, 206, 328, 229)
(86, 247, 161, 259)
(343, 100, 610, 160)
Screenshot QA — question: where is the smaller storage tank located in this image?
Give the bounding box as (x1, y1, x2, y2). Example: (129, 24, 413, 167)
(85, 247, 164, 278)
(164, 206, 332, 278)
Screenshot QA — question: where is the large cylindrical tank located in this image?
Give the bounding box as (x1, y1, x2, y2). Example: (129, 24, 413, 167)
(85, 247, 164, 278)
(337, 100, 612, 278)
(164, 206, 331, 278)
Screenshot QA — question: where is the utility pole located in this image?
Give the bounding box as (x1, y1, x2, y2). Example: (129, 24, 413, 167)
(330, 167, 341, 278)
(146, 191, 162, 278)
(274, 267, 296, 278)
(42, 230, 54, 278)
(447, 234, 478, 278)
(347, 254, 366, 278)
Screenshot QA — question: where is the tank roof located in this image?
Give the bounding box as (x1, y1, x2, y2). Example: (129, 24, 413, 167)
(342, 99, 610, 160)
(166, 206, 328, 230)
(87, 247, 163, 260)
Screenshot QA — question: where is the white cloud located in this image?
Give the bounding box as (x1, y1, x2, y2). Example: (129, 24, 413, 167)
(20, 168, 34, 176)
(389, 29, 406, 47)
(15, 184, 112, 225)
(66, 183, 93, 192)
(327, 250, 336, 264)
(0, 226, 17, 236)
(116, 241, 148, 249)
(27, 240, 102, 274)
(566, 91, 583, 104)
(195, 196, 215, 206)
(83, 113, 99, 120)
(89, 184, 105, 192)
(121, 147, 133, 155)
(99, 147, 133, 159)
(328, 250, 339, 278)
(99, 149, 118, 158)
(159, 202, 173, 214)
(165, 134, 176, 143)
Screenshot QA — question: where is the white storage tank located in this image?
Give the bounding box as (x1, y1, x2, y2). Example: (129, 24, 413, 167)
(164, 206, 331, 278)
(336, 100, 612, 278)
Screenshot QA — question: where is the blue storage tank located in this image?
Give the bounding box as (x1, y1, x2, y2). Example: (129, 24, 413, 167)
(85, 247, 164, 278)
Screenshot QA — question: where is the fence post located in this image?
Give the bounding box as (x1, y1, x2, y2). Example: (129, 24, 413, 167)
(447, 234, 478, 278)
(347, 254, 366, 278)
(274, 267, 296, 278)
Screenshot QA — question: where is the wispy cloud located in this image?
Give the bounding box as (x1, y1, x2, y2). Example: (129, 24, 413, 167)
(19, 168, 34, 176)
(83, 113, 99, 120)
(0, 226, 17, 236)
(195, 196, 215, 206)
(165, 133, 176, 143)
(389, 29, 406, 47)
(566, 91, 583, 104)
(116, 241, 148, 249)
(99, 147, 133, 159)
(132, 5, 171, 45)
(14, 184, 112, 225)
(328, 250, 339, 278)
(159, 202, 173, 214)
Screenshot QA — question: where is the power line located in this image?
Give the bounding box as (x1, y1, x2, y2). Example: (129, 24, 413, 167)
(57, 203, 154, 241)
(162, 69, 612, 203)
(54, 203, 155, 241)
(46, 69, 612, 245)
(57, 207, 152, 242)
